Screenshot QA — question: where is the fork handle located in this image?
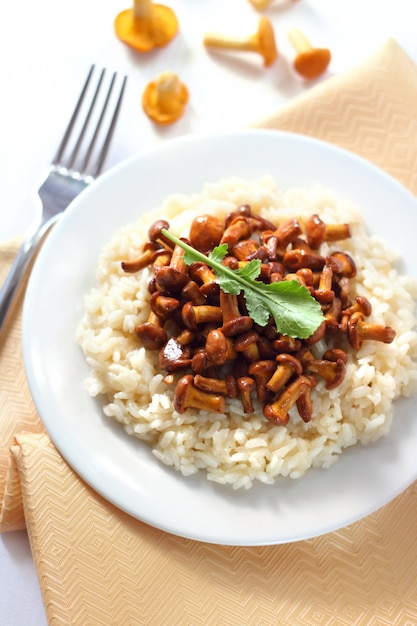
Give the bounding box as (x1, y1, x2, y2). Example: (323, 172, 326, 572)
(0, 222, 47, 336)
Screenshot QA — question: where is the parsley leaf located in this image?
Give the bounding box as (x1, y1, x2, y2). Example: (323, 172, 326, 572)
(161, 229, 324, 339)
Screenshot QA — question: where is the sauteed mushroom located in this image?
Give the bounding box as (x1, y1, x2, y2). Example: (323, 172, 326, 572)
(122, 205, 396, 424)
(190, 214, 224, 254)
(174, 375, 226, 414)
(264, 376, 312, 426)
(348, 312, 395, 350)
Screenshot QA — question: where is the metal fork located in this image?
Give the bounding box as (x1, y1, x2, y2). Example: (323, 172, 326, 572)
(0, 65, 127, 335)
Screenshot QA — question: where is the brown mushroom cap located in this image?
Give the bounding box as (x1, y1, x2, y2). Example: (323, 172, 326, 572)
(159, 338, 192, 372)
(148, 219, 173, 248)
(135, 321, 167, 350)
(205, 328, 236, 365)
(328, 251, 356, 278)
(189, 214, 224, 254)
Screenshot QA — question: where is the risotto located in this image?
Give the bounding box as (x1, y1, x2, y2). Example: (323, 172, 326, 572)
(76, 176, 417, 489)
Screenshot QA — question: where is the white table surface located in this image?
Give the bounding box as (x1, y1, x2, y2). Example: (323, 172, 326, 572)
(1, 0, 417, 623)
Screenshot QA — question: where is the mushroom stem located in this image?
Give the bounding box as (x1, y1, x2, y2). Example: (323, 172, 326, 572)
(133, 0, 153, 18)
(155, 72, 183, 114)
(324, 296, 342, 332)
(194, 374, 237, 398)
(182, 302, 223, 330)
(314, 263, 334, 304)
(266, 354, 302, 393)
(288, 28, 312, 55)
(248, 360, 276, 402)
(237, 377, 256, 414)
(220, 291, 253, 336)
(323, 223, 351, 242)
(296, 375, 316, 422)
(121, 243, 159, 273)
(204, 17, 278, 67)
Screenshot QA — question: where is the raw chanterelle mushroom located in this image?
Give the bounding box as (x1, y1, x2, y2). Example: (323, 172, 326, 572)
(114, 0, 178, 52)
(142, 72, 189, 125)
(287, 28, 331, 79)
(203, 17, 278, 67)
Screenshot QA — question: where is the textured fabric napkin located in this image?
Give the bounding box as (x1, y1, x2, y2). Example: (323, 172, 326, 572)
(1, 39, 417, 624)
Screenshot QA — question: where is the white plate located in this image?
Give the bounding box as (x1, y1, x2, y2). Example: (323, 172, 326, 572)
(23, 130, 417, 546)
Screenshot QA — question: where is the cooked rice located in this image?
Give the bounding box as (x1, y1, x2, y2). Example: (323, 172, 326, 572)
(76, 176, 417, 489)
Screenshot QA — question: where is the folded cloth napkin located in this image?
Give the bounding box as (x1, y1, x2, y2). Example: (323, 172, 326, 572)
(1, 39, 417, 625)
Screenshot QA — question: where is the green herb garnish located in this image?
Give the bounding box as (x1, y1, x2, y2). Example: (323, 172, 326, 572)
(161, 229, 324, 339)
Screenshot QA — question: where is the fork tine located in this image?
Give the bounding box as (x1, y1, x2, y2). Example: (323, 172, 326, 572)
(53, 65, 127, 178)
(52, 64, 96, 166)
(89, 73, 128, 178)
(66, 67, 106, 171)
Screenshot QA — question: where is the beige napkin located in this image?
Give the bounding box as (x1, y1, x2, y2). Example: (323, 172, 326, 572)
(1, 39, 417, 625)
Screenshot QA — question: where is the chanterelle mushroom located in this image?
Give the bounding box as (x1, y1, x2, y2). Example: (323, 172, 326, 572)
(174, 374, 226, 414)
(124, 207, 398, 425)
(203, 17, 278, 67)
(287, 28, 331, 79)
(143, 72, 189, 125)
(114, 0, 178, 52)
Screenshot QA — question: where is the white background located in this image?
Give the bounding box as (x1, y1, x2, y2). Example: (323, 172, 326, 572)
(1, 0, 417, 623)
